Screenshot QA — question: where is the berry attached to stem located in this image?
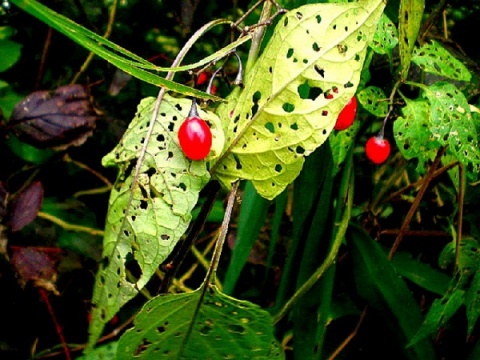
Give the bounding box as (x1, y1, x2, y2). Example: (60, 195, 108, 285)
(334, 96, 357, 131)
(365, 135, 391, 164)
(178, 100, 212, 161)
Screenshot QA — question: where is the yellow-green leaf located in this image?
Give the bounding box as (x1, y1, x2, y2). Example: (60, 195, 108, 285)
(212, 0, 385, 200)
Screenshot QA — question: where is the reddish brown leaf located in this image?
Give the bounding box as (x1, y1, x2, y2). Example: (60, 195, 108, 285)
(9, 181, 44, 232)
(0, 181, 7, 221)
(10, 246, 59, 293)
(9, 84, 100, 149)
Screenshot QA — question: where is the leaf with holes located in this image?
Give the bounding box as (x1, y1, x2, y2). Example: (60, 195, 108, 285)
(371, 13, 398, 55)
(398, 0, 425, 81)
(87, 95, 223, 347)
(116, 286, 284, 359)
(422, 81, 480, 174)
(412, 41, 471, 82)
(357, 86, 388, 117)
(212, 0, 385, 200)
(329, 119, 360, 175)
(394, 98, 439, 171)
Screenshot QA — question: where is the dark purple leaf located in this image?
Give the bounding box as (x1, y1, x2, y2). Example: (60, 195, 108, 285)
(9, 181, 44, 232)
(9, 84, 100, 149)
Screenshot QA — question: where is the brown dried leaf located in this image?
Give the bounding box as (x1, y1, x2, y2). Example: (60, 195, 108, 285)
(9, 84, 100, 149)
(9, 181, 44, 232)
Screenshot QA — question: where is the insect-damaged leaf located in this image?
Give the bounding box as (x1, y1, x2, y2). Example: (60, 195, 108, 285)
(212, 0, 385, 200)
(87, 95, 222, 347)
(9, 181, 44, 232)
(116, 286, 284, 359)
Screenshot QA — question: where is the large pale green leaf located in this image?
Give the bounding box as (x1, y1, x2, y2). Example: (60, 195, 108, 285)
(116, 286, 284, 359)
(212, 0, 385, 200)
(87, 95, 223, 347)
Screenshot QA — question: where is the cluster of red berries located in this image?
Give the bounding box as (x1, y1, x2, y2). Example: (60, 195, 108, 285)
(334, 96, 391, 164)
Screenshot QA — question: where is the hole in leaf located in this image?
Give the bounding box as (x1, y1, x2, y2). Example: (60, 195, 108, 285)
(296, 11, 303, 20)
(233, 154, 242, 170)
(175, 104, 182, 111)
(157, 322, 169, 333)
(168, 122, 175, 131)
(179, 182, 187, 191)
(312, 42, 320, 52)
(265, 122, 274, 133)
(275, 164, 282, 173)
(161, 234, 170, 241)
(290, 123, 299, 130)
(227, 324, 246, 334)
(314, 65, 325, 77)
(298, 81, 322, 101)
(126, 252, 142, 282)
(282, 103, 295, 113)
(296, 146, 305, 154)
(131, 215, 136, 221)
(286, 48, 294, 59)
(322, 110, 328, 116)
(284, 17, 288, 26)
(156, 134, 165, 142)
(134, 338, 152, 356)
(316, 15, 321, 23)
(146, 167, 156, 177)
(140, 199, 148, 210)
(268, 66, 273, 73)
(344, 82, 354, 88)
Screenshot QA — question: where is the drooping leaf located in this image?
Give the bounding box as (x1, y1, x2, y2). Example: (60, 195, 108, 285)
(412, 41, 471, 82)
(9, 181, 44, 232)
(398, 0, 425, 81)
(466, 270, 480, 335)
(0, 39, 22, 72)
(87, 95, 223, 347)
(116, 286, 284, 359)
(212, 0, 385, 200)
(9, 85, 100, 149)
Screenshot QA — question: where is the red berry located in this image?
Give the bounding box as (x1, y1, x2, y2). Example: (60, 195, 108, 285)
(196, 72, 209, 86)
(365, 136, 391, 164)
(178, 116, 212, 160)
(334, 96, 357, 131)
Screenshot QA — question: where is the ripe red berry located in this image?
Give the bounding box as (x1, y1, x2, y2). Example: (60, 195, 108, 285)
(365, 136, 391, 164)
(178, 116, 212, 160)
(196, 72, 209, 86)
(334, 96, 357, 131)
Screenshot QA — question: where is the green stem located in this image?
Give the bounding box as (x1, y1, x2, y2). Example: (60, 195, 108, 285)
(245, 1, 273, 74)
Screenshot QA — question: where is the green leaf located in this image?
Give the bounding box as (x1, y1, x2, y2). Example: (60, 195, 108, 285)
(10, 0, 248, 101)
(466, 270, 480, 335)
(390, 250, 451, 296)
(370, 13, 399, 55)
(329, 120, 360, 176)
(222, 181, 270, 295)
(412, 41, 471, 82)
(357, 85, 388, 117)
(422, 82, 480, 173)
(77, 342, 118, 360)
(394, 97, 439, 170)
(116, 286, 284, 359)
(348, 225, 436, 359)
(398, 0, 425, 80)
(88, 95, 223, 347)
(0, 39, 22, 72)
(409, 289, 465, 346)
(212, 0, 385, 200)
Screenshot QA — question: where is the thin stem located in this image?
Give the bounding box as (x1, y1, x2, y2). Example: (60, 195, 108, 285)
(37, 211, 104, 236)
(205, 182, 239, 286)
(388, 147, 446, 259)
(454, 164, 465, 271)
(71, 0, 118, 84)
(245, 1, 272, 74)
